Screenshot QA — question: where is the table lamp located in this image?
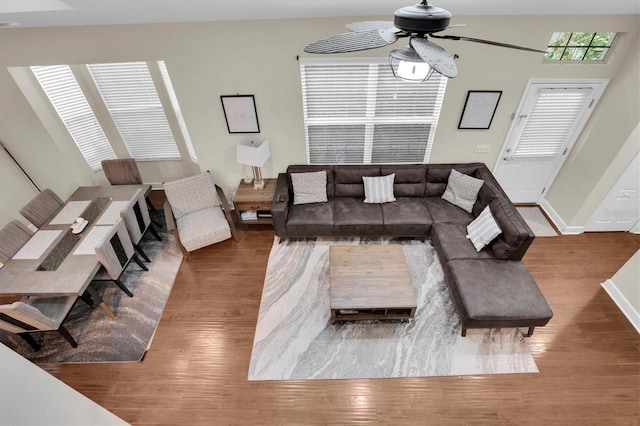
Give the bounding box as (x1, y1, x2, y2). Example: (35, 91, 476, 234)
(237, 138, 270, 189)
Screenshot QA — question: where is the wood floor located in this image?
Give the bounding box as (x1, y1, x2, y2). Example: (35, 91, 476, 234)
(41, 204, 640, 425)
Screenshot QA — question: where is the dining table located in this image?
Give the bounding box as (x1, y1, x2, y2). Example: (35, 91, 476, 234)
(0, 184, 151, 318)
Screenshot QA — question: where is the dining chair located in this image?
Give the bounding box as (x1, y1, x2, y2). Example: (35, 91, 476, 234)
(0, 296, 78, 351)
(91, 219, 148, 299)
(19, 188, 64, 228)
(0, 220, 34, 264)
(101, 158, 158, 213)
(120, 188, 162, 262)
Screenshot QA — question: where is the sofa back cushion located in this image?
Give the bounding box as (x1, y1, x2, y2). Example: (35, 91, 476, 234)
(426, 163, 484, 197)
(488, 197, 530, 260)
(381, 164, 427, 197)
(334, 165, 380, 198)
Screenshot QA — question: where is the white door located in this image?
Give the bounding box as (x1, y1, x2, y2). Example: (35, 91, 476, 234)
(494, 79, 608, 204)
(585, 153, 640, 232)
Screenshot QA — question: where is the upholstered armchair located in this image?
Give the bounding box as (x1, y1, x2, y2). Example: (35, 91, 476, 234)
(163, 172, 237, 256)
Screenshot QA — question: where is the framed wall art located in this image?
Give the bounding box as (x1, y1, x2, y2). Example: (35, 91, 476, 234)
(458, 90, 503, 130)
(220, 95, 260, 133)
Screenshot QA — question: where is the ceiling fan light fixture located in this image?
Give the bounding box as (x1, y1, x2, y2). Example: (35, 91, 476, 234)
(389, 45, 431, 82)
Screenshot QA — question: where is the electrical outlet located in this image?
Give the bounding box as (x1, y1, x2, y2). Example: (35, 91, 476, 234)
(474, 145, 491, 153)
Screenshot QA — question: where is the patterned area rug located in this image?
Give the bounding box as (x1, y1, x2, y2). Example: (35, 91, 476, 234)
(0, 222, 182, 363)
(248, 237, 538, 380)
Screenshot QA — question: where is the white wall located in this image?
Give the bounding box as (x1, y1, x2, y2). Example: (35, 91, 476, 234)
(0, 14, 638, 226)
(0, 344, 128, 425)
(602, 250, 640, 333)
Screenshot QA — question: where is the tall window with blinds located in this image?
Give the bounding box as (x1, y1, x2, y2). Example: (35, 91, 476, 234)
(300, 58, 447, 165)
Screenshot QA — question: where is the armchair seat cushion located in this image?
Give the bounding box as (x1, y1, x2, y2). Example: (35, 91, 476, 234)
(177, 207, 231, 252)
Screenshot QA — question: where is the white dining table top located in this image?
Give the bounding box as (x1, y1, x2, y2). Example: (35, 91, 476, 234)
(0, 184, 150, 297)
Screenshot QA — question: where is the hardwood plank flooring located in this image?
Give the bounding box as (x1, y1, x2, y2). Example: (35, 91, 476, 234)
(40, 196, 640, 425)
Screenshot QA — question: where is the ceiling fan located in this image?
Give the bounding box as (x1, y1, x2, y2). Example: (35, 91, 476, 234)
(303, 0, 546, 81)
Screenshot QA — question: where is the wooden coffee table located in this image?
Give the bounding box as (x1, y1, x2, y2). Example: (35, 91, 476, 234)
(329, 245, 417, 324)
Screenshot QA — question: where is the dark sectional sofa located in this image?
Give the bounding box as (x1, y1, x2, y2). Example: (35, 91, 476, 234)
(272, 163, 553, 336)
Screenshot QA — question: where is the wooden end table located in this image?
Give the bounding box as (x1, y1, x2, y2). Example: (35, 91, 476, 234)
(233, 178, 277, 226)
(329, 245, 417, 324)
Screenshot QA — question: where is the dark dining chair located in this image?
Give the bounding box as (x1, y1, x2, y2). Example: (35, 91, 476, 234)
(0, 220, 34, 264)
(0, 296, 78, 351)
(19, 189, 64, 228)
(101, 158, 159, 213)
(120, 188, 161, 262)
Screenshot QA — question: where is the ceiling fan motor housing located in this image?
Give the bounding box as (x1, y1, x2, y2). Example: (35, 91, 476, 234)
(394, 3, 452, 34)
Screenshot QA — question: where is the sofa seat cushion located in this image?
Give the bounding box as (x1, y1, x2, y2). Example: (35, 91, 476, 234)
(426, 197, 474, 224)
(287, 201, 334, 236)
(382, 197, 432, 236)
(334, 198, 383, 234)
(176, 207, 231, 252)
(432, 222, 495, 261)
(448, 259, 553, 323)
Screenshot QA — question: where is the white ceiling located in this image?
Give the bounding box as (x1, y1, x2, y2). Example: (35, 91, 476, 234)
(0, 0, 638, 28)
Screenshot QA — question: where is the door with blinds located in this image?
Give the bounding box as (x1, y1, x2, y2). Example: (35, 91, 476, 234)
(494, 79, 608, 204)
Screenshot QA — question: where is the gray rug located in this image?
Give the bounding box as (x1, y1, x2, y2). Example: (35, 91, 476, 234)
(0, 222, 182, 363)
(517, 207, 558, 237)
(248, 237, 538, 380)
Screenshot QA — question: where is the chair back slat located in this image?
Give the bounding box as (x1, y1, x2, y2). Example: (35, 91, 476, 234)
(95, 219, 135, 279)
(0, 220, 34, 263)
(20, 189, 64, 228)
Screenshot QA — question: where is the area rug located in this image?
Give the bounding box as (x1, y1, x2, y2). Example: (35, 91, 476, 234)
(0, 222, 182, 363)
(517, 207, 558, 237)
(248, 237, 538, 380)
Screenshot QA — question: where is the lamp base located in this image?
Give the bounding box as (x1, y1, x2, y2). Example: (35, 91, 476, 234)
(252, 166, 265, 190)
(253, 179, 265, 190)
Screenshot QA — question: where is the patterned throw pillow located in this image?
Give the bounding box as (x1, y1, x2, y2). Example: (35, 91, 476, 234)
(441, 169, 484, 213)
(291, 171, 328, 205)
(466, 205, 502, 251)
(363, 173, 396, 204)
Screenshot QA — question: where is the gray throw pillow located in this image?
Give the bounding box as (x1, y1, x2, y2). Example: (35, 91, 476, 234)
(291, 171, 328, 205)
(441, 169, 484, 213)
(363, 174, 396, 204)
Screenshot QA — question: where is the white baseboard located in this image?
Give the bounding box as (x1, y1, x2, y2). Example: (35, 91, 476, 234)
(538, 199, 584, 235)
(601, 279, 640, 334)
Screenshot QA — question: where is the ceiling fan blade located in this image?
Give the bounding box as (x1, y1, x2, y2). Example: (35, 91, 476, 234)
(430, 34, 546, 53)
(410, 37, 458, 78)
(304, 30, 396, 54)
(346, 21, 396, 32)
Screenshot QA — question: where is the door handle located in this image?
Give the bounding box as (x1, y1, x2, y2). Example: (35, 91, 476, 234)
(503, 156, 513, 161)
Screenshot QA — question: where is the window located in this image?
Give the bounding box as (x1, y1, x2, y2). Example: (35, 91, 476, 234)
(544, 32, 617, 62)
(31, 61, 187, 171)
(31, 65, 116, 170)
(300, 58, 447, 164)
(88, 62, 180, 160)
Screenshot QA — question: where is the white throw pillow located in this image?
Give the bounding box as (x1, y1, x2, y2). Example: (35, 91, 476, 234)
(441, 169, 484, 213)
(466, 205, 502, 251)
(363, 174, 396, 204)
(291, 171, 328, 205)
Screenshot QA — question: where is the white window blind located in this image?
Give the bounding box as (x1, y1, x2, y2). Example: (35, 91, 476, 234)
(31, 65, 116, 170)
(88, 62, 180, 160)
(300, 58, 447, 164)
(513, 88, 593, 158)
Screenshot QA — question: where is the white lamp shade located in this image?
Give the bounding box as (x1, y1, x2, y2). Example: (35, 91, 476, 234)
(237, 139, 270, 167)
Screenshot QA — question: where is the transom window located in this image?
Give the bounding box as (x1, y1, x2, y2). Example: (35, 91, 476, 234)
(544, 32, 617, 62)
(300, 58, 447, 165)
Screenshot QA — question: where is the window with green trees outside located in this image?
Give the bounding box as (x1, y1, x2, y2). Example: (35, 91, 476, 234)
(544, 32, 617, 61)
